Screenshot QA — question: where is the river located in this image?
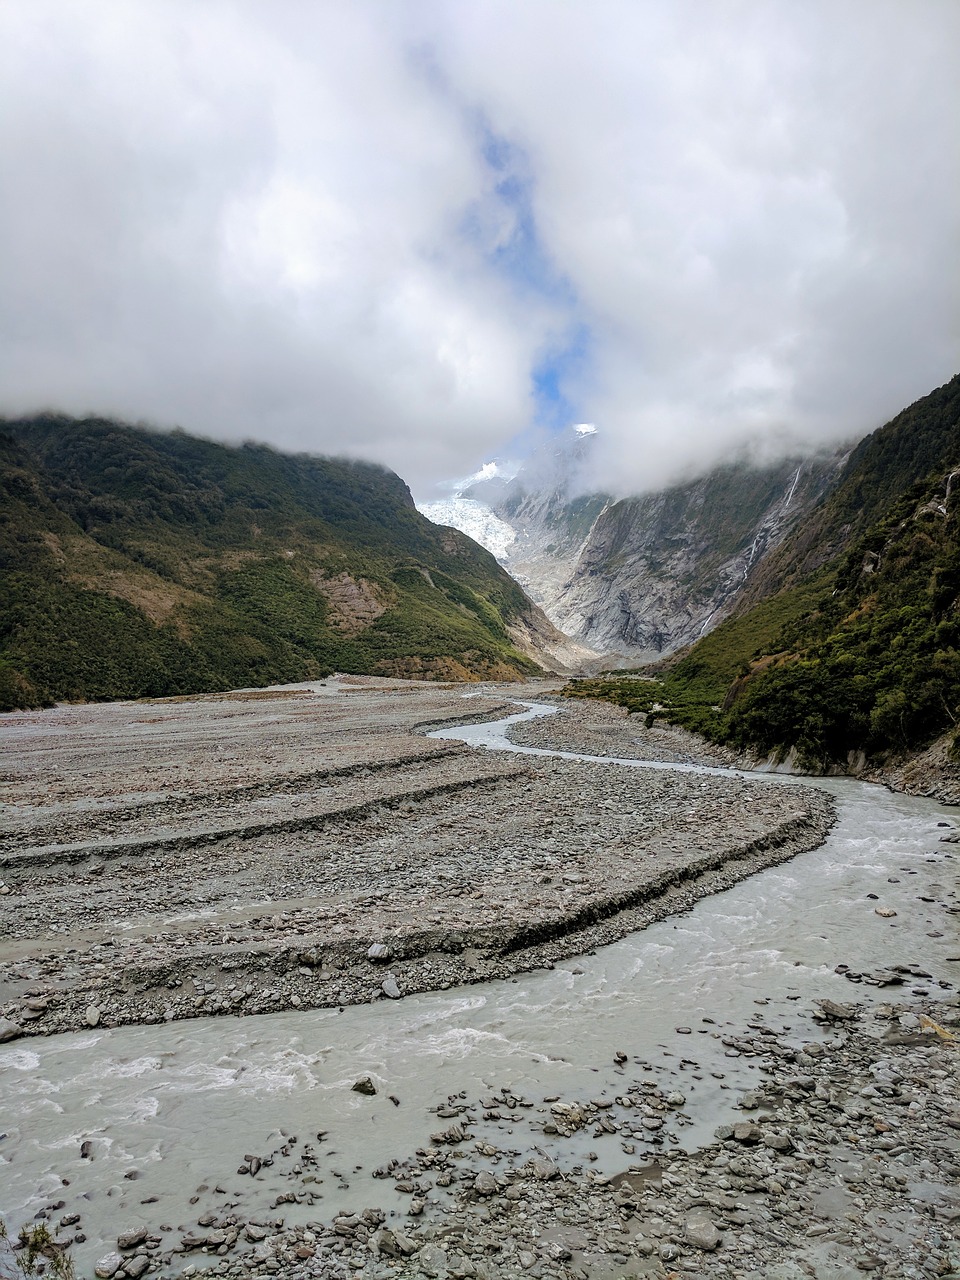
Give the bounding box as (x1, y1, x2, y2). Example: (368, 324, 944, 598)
(1, 700, 956, 1273)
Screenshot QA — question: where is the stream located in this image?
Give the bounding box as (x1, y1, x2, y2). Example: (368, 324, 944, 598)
(1, 700, 957, 1273)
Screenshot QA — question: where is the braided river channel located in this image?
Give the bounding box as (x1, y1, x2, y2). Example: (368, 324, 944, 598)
(2, 700, 957, 1273)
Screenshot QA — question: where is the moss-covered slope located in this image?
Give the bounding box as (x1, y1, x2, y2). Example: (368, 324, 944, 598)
(566, 374, 960, 771)
(0, 416, 543, 709)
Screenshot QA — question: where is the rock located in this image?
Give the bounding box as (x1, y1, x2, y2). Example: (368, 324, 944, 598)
(367, 943, 391, 962)
(763, 1130, 794, 1152)
(392, 1230, 418, 1257)
(0, 1017, 22, 1043)
(85, 1004, 102, 1027)
(531, 1156, 558, 1180)
(244, 1225, 267, 1242)
(124, 1256, 150, 1278)
(381, 975, 401, 999)
(94, 1253, 123, 1278)
(684, 1210, 721, 1251)
(875, 906, 897, 917)
(117, 1227, 148, 1250)
(473, 1170, 498, 1196)
(431, 1122, 467, 1144)
(816, 998, 858, 1020)
(418, 1243, 448, 1277)
(352, 1075, 377, 1095)
(733, 1122, 762, 1144)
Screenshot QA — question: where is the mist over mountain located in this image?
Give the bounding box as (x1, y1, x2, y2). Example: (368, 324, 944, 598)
(2, 3, 957, 492)
(419, 424, 847, 662)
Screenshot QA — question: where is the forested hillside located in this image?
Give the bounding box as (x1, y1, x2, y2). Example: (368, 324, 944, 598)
(0, 416, 545, 709)
(568, 374, 960, 771)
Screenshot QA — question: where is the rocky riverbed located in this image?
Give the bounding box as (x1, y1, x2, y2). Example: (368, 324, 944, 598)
(2, 678, 958, 1279)
(0, 678, 832, 1041)
(8, 995, 959, 1280)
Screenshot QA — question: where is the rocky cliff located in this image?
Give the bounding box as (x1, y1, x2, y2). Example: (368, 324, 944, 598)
(548, 454, 846, 660)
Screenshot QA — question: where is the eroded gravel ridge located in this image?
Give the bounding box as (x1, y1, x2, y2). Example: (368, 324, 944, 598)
(504, 698, 742, 769)
(0, 680, 833, 1039)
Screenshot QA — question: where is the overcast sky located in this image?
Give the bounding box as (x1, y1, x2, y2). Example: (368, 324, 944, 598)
(1, 1, 957, 497)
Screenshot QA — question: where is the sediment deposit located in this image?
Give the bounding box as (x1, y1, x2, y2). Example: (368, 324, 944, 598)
(0, 677, 833, 1040)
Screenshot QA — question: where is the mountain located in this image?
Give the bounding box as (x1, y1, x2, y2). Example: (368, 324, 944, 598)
(418, 425, 608, 617)
(569, 374, 960, 777)
(420, 426, 845, 663)
(0, 415, 581, 711)
(545, 452, 846, 659)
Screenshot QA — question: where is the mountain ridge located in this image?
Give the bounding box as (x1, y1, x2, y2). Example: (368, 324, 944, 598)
(0, 415, 582, 710)
(567, 373, 960, 779)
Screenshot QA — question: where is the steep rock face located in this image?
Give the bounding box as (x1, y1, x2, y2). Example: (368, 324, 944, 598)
(548, 455, 846, 660)
(494, 485, 610, 614)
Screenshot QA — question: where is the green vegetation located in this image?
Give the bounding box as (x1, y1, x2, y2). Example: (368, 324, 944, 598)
(567, 374, 960, 771)
(0, 1220, 76, 1279)
(566, 570, 833, 742)
(0, 416, 541, 709)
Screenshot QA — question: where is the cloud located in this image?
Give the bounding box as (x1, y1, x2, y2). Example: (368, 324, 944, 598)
(1, 1, 957, 496)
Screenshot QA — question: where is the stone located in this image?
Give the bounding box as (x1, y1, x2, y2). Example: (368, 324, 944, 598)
(85, 1004, 102, 1027)
(367, 943, 391, 962)
(117, 1227, 148, 1250)
(0, 1017, 21, 1043)
(874, 907, 897, 918)
(352, 1075, 377, 1095)
(473, 1170, 498, 1196)
(684, 1210, 721, 1251)
(816, 998, 857, 1021)
(94, 1254, 124, 1279)
(418, 1243, 448, 1276)
(733, 1122, 762, 1144)
(381, 975, 401, 999)
(763, 1130, 794, 1152)
(392, 1230, 418, 1257)
(124, 1256, 150, 1278)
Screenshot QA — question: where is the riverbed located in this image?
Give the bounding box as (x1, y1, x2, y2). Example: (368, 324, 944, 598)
(1, 689, 958, 1278)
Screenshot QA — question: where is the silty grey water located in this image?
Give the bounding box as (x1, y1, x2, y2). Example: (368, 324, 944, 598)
(1, 700, 956, 1272)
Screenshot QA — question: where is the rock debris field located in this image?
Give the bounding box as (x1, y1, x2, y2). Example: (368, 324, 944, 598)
(1, 677, 958, 1280)
(0, 678, 832, 1040)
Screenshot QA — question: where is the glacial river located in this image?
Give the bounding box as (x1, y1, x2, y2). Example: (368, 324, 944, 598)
(1, 701, 957, 1271)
